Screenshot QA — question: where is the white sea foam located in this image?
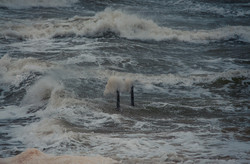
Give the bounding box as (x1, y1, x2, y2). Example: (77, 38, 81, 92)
(11, 117, 173, 161)
(0, 0, 78, 9)
(100, 69, 250, 88)
(13, 120, 199, 162)
(13, 118, 72, 148)
(87, 9, 250, 42)
(98, 69, 250, 99)
(1, 9, 250, 43)
(173, 0, 250, 17)
(0, 105, 33, 120)
(19, 77, 124, 129)
(21, 77, 62, 106)
(10, 104, 125, 153)
(7, 113, 250, 163)
(0, 54, 53, 75)
(19, 73, 81, 109)
(0, 54, 54, 86)
(8, 39, 67, 53)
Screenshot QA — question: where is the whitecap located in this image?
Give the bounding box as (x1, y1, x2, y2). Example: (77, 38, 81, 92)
(2, 9, 250, 43)
(0, 0, 78, 9)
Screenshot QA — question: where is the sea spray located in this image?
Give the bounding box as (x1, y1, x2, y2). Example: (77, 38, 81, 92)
(104, 76, 134, 109)
(21, 77, 62, 106)
(104, 76, 133, 95)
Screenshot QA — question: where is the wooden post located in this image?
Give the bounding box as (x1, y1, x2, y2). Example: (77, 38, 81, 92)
(131, 86, 134, 106)
(116, 90, 120, 110)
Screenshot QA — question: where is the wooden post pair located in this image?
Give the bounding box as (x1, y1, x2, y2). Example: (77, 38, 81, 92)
(116, 86, 134, 110)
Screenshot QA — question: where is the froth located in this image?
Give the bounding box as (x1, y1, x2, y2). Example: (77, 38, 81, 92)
(0, 55, 53, 75)
(174, 0, 250, 17)
(2, 9, 250, 43)
(0, 55, 53, 86)
(91, 9, 250, 43)
(100, 69, 250, 96)
(21, 77, 62, 106)
(0, 0, 78, 9)
(20, 75, 83, 109)
(104, 69, 250, 85)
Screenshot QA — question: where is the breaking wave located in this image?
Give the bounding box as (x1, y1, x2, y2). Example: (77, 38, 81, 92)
(0, 54, 54, 86)
(0, 0, 78, 9)
(1, 9, 250, 43)
(21, 77, 62, 106)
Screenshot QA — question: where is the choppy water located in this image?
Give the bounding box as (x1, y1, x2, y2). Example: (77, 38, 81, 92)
(0, 0, 250, 163)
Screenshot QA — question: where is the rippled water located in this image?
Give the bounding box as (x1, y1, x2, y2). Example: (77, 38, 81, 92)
(0, 0, 250, 163)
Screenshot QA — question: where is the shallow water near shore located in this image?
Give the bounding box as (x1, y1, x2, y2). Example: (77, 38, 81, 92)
(0, 0, 250, 163)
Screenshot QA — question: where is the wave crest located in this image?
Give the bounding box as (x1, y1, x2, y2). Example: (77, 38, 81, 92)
(1, 9, 250, 43)
(0, 54, 54, 87)
(0, 0, 78, 9)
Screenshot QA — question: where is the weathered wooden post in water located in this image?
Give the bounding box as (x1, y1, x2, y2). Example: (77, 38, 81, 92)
(130, 85, 134, 106)
(116, 90, 120, 110)
(104, 76, 134, 110)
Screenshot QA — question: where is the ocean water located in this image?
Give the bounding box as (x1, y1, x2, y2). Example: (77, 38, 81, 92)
(0, 0, 250, 163)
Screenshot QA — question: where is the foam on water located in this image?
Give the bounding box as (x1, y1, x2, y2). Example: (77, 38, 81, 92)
(21, 77, 62, 106)
(94, 68, 250, 103)
(16, 72, 123, 128)
(0, 54, 54, 85)
(7, 94, 128, 156)
(9, 113, 249, 163)
(0, 105, 34, 120)
(1, 9, 250, 43)
(7, 116, 174, 161)
(98, 69, 250, 88)
(1, 66, 249, 162)
(173, 0, 250, 17)
(0, 55, 56, 105)
(0, 0, 78, 9)
(7, 39, 68, 54)
(1, 1, 249, 162)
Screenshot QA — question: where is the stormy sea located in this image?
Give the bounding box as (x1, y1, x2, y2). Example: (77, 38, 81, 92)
(0, 0, 250, 163)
